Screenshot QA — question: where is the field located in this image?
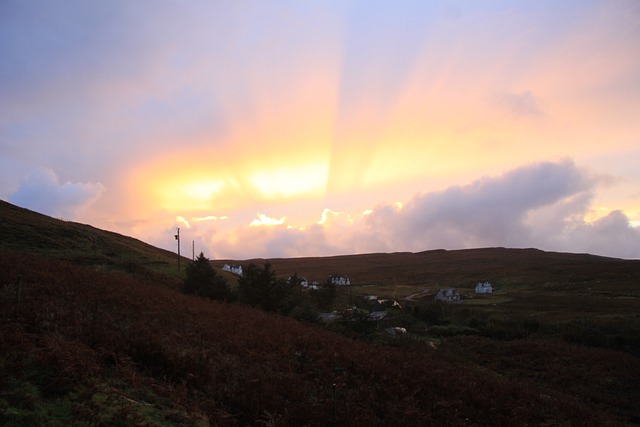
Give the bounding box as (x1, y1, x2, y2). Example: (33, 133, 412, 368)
(1, 200, 640, 426)
(224, 249, 640, 348)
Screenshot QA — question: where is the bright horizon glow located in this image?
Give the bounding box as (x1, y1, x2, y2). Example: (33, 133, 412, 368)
(249, 161, 328, 199)
(2, 1, 640, 259)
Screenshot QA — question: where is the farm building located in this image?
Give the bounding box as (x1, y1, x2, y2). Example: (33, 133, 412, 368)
(475, 281, 493, 293)
(329, 275, 351, 286)
(287, 276, 319, 290)
(222, 264, 243, 276)
(435, 288, 460, 302)
(385, 327, 407, 336)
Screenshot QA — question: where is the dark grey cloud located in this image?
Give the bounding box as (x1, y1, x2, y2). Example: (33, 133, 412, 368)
(353, 160, 639, 258)
(8, 168, 105, 219)
(553, 210, 640, 259)
(361, 159, 590, 248)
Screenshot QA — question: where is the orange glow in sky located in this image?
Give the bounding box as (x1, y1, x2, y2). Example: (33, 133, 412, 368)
(3, 1, 640, 259)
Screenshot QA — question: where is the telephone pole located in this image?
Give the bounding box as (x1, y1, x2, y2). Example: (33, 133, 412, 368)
(175, 227, 181, 270)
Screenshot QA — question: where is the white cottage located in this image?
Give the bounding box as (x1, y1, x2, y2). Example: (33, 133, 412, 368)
(288, 276, 319, 290)
(475, 282, 493, 294)
(329, 275, 351, 286)
(222, 264, 243, 276)
(434, 288, 460, 302)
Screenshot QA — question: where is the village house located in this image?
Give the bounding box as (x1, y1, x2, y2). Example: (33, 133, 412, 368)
(368, 311, 387, 321)
(385, 327, 407, 336)
(222, 264, 243, 276)
(377, 298, 402, 309)
(475, 281, 493, 294)
(287, 276, 319, 290)
(329, 275, 351, 286)
(434, 288, 460, 302)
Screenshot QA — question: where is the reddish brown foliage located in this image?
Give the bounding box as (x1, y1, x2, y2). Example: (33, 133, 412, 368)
(0, 251, 629, 426)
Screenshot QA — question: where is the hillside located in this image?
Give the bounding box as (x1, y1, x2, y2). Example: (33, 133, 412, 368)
(221, 247, 640, 325)
(1, 200, 640, 425)
(226, 247, 639, 290)
(0, 200, 191, 283)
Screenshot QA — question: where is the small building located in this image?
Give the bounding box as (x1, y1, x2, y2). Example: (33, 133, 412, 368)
(385, 327, 407, 336)
(475, 281, 493, 294)
(318, 312, 342, 322)
(378, 298, 402, 309)
(222, 264, 243, 276)
(288, 276, 319, 290)
(368, 311, 388, 321)
(329, 275, 351, 286)
(434, 288, 460, 302)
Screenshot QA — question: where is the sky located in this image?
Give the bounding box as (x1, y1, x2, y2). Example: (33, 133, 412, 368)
(2, 0, 640, 260)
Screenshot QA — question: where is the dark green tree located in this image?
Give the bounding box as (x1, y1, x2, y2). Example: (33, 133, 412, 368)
(236, 262, 266, 307)
(237, 262, 294, 313)
(182, 252, 230, 301)
(313, 279, 337, 311)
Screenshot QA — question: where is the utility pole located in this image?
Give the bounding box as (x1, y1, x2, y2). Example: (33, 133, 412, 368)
(192, 240, 195, 261)
(175, 227, 181, 270)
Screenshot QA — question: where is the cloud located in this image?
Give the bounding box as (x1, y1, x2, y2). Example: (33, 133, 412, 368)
(212, 222, 338, 260)
(203, 160, 640, 259)
(583, 211, 640, 259)
(8, 168, 105, 219)
(542, 210, 640, 259)
(498, 91, 544, 118)
(338, 160, 585, 252)
(194, 215, 228, 222)
(250, 213, 286, 227)
(176, 216, 190, 229)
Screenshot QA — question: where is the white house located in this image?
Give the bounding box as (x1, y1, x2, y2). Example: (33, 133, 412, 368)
(475, 281, 493, 294)
(434, 288, 460, 302)
(222, 264, 243, 276)
(385, 327, 407, 336)
(288, 276, 319, 290)
(330, 275, 351, 286)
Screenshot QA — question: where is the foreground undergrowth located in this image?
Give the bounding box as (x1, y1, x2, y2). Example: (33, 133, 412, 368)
(0, 251, 632, 426)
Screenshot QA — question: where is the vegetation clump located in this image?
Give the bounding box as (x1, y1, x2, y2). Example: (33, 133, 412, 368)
(182, 252, 230, 301)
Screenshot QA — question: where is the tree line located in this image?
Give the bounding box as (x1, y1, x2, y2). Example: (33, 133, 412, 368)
(182, 252, 336, 320)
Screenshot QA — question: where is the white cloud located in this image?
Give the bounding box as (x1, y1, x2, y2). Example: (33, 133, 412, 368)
(8, 168, 105, 219)
(249, 213, 286, 227)
(176, 216, 190, 228)
(203, 160, 640, 260)
(194, 215, 228, 222)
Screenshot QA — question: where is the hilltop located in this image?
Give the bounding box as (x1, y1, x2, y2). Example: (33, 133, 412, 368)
(227, 246, 638, 290)
(1, 200, 639, 425)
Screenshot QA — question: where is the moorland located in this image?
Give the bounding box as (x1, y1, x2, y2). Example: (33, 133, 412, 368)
(1, 199, 639, 426)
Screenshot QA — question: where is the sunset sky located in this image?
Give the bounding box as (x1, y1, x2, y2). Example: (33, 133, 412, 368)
(2, 1, 640, 259)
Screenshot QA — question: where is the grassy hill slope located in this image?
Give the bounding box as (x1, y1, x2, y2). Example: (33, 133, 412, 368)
(0, 200, 194, 284)
(3, 251, 636, 426)
(227, 247, 638, 292)
(1, 200, 639, 425)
